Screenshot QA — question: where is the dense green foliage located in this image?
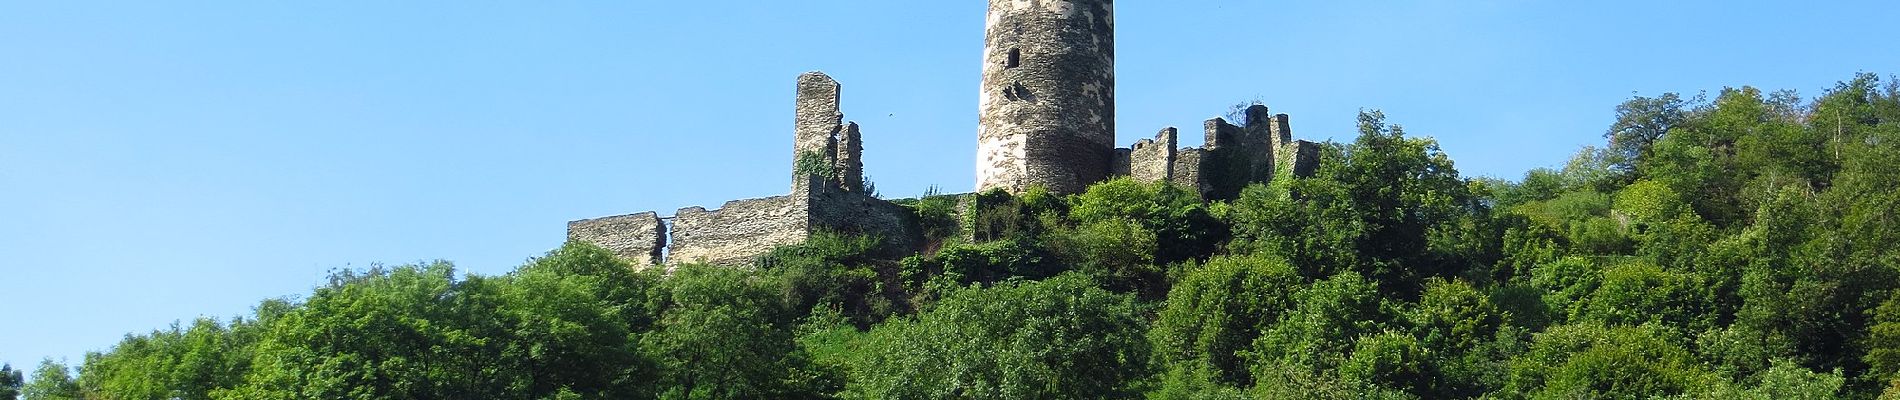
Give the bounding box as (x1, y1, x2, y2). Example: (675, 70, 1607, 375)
(21, 361, 78, 400)
(846, 273, 1149, 399)
(15, 73, 1900, 399)
(1, 364, 22, 400)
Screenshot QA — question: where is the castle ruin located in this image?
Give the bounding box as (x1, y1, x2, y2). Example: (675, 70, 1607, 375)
(567, 0, 1319, 267)
(567, 72, 913, 267)
(1116, 105, 1322, 201)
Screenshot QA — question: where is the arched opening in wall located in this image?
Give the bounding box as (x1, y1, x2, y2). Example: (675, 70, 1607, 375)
(1005, 48, 1021, 68)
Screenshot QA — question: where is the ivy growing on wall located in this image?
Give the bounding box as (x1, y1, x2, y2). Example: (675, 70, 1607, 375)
(793, 150, 837, 181)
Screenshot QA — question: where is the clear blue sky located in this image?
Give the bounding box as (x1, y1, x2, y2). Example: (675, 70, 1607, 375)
(3, 1, 1896, 370)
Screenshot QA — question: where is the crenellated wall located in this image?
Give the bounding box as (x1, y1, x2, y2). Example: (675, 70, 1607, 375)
(1110, 104, 1319, 199)
(1128, 127, 1177, 183)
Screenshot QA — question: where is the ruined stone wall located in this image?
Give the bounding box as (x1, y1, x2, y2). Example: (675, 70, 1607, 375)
(574, 187, 915, 269)
(1204, 117, 1242, 150)
(1109, 104, 1315, 199)
(1170, 148, 1206, 195)
(1242, 106, 1277, 178)
(563, 68, 945, 269)
(795, 72, 843, 186)
(976, 0, 1115, 195)
(1210, 114, 1297, 200)
(1128, 127, 1176, 183)
(567, 211, 666, 267)
(794, 71, 867, 193)
(1198, 118, 1248, 199)
(808, 181, 917, 254)
(668, 186, 812, 267)
(1269, 113, 1293, 149)
(1284, 140, 1322, 178)
(835, 122, 863, 192)
(664, 174, 917, 267)
(1110, 148, 1132, 177)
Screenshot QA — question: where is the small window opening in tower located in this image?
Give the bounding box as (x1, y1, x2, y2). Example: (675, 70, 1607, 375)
(1005, 48, 1021, 68)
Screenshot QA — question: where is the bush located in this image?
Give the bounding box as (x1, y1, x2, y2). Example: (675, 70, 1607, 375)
(643, 265, 833, 399)
(758, 232, 894, 326)
(1571, 261, 1707, 331)
(847, 273, 1151, 399)
(1505, 323, 1712, 399)
(1150, 255, 1304, 387)
(1250, 272, 1391, 376)
(909, 192, 962, 246)
(1339, 331, 1432, 397)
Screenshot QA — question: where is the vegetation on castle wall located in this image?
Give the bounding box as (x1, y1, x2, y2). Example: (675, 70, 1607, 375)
(888, 186, 961, 253)
(793, 150, 837, 182)
(22, 73, 1900, 399)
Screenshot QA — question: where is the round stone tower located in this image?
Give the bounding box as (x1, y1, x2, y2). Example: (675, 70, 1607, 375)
(976, 0, 1115, 194)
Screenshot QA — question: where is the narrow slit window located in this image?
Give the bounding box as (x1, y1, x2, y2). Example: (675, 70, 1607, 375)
(1005, 48, 1021, 68)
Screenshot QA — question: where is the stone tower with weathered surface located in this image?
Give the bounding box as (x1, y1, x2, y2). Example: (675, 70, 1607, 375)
(976, 0, 1115, 195)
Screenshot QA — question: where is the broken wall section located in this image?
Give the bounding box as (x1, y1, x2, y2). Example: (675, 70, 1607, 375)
(793, 72, 868, 194)
(835, 122, 863, 192)
(1110, 104, 1318, 199)
(663, 174, 917, 267)
(567, 211, 667, 266)
(575, 68, 913, 267)
(667, 193, 811, 268)
(794, 72, 843, 186)
(806, 176, 918, 258)
(1278, 140, 1322, 179)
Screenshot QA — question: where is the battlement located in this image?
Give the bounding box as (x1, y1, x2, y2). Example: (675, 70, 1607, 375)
(1113, 104, 1319, 200)
(1127, 127, 1178, 183)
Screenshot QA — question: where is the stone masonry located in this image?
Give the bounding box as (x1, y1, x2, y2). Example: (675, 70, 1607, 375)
(795, 72, 843, 186)
(1126, 127, 1176, 183)
(976, 0, 1116, 195)
(566, 212, 665, 266)
(835, 122, 863, 192)
(668, 192, 810, 267)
